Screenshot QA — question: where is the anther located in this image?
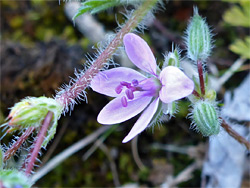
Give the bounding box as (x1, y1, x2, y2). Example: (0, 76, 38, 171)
(115, 85, 123, 94)
(121, 96, 128, 107)
(120, 81, 131, 87)
(125, 89, 134, 100)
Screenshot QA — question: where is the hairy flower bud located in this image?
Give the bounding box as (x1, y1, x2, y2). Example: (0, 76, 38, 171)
(8, 97, 63, 129)
(185, 7, 212, 62)
(191, 100, 220, 136)
(7, 96, 64, 147)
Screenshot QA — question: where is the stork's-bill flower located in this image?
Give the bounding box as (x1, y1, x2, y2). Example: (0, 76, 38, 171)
(91, 33, 194, 143)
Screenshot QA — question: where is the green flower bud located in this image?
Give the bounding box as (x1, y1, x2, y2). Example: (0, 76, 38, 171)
(185, 7, 212, 62)
(8, 97, 63, 129)
(0, 169, 32, 188)
(191, 100, 220, 136)
(7, 96, 64, 147)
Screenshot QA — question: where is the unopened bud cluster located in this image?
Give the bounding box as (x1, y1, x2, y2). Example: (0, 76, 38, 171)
(185, 7, 212, 62)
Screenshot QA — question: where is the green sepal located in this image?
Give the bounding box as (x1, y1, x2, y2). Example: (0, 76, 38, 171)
(192, 75, 201, 96)
(163, 48, 181, 68)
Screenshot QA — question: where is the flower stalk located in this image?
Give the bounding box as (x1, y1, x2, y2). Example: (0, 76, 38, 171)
(197, 60, 205, 97)
(25, 112, 53, 176)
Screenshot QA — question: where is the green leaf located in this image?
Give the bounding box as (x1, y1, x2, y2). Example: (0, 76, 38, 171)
(91, 1, 119, 14)
(230, 36, 250, 59)
(223, 3, 250, 27)
(73, 0, 121, 20)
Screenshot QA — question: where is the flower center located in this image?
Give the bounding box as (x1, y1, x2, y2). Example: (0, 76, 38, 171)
(115, 78, 161, 107)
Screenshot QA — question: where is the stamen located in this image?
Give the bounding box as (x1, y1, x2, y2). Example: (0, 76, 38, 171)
(115, 85, 123, 94)
(132, 79, 139, 86)
(120, 81, 131, 87)
(125, 89, 134, 100)
(121, 96, 128, 107)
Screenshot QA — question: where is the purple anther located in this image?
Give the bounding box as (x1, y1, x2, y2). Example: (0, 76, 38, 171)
(120, 81, 131, 87)
(121, 96, 128, 107)
(132, 79, 139, 86)
(125, 89, 134, 100)
(115, 85, 123, 94)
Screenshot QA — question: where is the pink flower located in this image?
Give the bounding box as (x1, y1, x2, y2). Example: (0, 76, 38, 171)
(91, 33, 194, 143)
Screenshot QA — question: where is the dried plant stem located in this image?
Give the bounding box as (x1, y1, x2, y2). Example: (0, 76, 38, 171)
(221, 119, 250, 150)
(56, 0, 158, 108)
(132, 136, 145, 170)
(197, 60, 205, 96)
(31, 126, 110, 183)
(25, 112, 53, 176)
(99, 142, 120, 187)
(3, 127, 35, 162)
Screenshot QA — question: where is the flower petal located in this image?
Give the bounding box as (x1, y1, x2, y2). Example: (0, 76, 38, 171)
(124, 33, 157, 75)
(97, 92, 152, 124)
(159, 66, 194, 103)
(122, 98, 159, 143)
(90, 67, 146, 97)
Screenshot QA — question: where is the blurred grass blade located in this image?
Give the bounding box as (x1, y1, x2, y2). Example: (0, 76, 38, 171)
(83, 124, 118, 160)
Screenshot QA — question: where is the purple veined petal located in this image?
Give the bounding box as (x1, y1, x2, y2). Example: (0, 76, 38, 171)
(123, 33, 157, 75)
(122, 98, 159, 143)
(97, 92, 152, 124)
(90, 67, 146, 97)
(159, 66, 194, 103)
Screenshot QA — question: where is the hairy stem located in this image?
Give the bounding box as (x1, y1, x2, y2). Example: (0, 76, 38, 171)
(56, 0, 158, 110)
(25, 112, 53, 176)
(221, 119, 250, 150)
(197, 60, 205, 96)
(3, 127, 35, 162)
